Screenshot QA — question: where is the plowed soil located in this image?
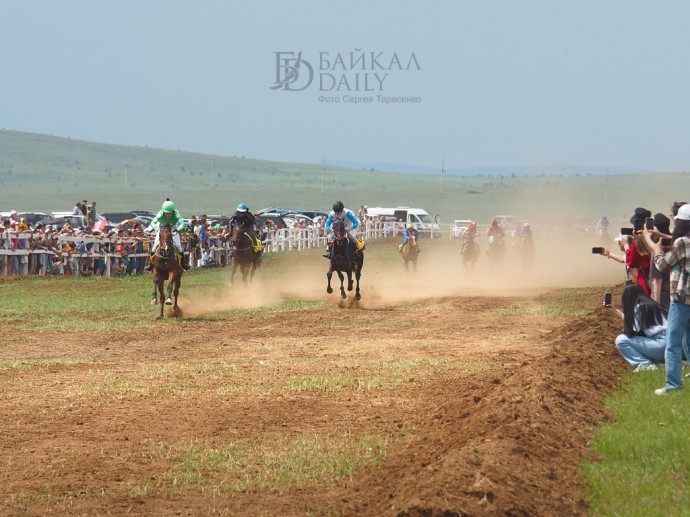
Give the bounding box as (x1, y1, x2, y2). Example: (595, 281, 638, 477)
(0, 237, 628, 516)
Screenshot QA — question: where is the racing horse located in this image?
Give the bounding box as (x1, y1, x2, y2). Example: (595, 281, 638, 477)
(401, 232, 419, 273)
(150, 223, 183, 319)
(326, 220, 363, 300)
(460, 233, 479, 271)
(230, 222, 261, 285)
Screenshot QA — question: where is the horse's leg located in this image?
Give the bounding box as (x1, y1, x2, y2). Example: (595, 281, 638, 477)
(337, 270, 346, 299)
(173, 273, 181, 316)
(165, 271, 174, 305)
(354, 258, 362, 300)
(347, 268, 353, 291)
(151, 274, 158, 304)
(229, 261, 238, 285)
(157, 278, 165, 319)
(241, 263, 250, 284)
(326, 267, 334, 294)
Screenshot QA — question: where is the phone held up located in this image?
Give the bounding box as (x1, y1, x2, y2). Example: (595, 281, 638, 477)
(591, 247, 604, 254)
(645, 217, 654, 231)
(604, 292, 612, 307)
(620, 227, 634, 236)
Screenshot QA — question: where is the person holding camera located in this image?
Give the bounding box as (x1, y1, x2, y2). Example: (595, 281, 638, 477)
(607, 284, 667, 372)
(642, 203, 690, 395)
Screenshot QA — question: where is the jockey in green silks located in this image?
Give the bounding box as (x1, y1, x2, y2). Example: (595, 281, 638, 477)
(145, 200, 190, 270)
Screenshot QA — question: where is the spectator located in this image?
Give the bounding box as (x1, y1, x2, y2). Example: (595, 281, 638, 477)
(643, 203, 690, 395)
(607, 283, 667, 372)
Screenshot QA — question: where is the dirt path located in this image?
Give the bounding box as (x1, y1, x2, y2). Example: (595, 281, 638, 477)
(0, 240, 627, 516)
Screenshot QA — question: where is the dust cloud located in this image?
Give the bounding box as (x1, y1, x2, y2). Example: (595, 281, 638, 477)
(178, 230, 623, 315)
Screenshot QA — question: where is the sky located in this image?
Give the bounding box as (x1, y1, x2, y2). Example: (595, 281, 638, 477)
(1, 1, 689, 171)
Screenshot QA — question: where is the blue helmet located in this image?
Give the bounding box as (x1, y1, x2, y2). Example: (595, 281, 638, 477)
(236, 203, 248, 213)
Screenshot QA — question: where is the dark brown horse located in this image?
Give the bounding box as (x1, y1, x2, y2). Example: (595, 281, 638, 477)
(326, 220, 363, 300)
(151, 223, 183, 319)
(230, 223, 261, 285)
(401, 233, 419, 273)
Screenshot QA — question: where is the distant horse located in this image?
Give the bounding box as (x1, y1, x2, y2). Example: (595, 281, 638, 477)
(327, 220, 364, 300)
(518, 234, 535, 269)
(150, 223, 183, 319)
(460, 234, 479, 270)
(401, 233, 419, 273)
(486, 233, 505, 269)
(230, 223, 261, 285)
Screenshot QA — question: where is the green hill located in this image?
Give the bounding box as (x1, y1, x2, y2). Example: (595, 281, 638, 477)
(0, 129, 687, 226)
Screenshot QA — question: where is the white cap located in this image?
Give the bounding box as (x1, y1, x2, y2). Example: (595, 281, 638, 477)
(676, 203, 690, 221)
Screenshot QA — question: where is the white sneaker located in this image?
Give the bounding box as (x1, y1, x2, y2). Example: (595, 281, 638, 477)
(635, 364, 658, 372)
(655, 386, 680, 395)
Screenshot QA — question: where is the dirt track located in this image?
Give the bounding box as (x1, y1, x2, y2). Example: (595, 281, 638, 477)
(0, 238, 628, 516)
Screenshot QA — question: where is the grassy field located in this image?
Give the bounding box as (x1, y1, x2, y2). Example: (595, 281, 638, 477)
(1, 130, 689, 226)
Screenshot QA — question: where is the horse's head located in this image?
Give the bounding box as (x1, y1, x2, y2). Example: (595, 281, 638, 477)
(332, 220, 346, 242)
(159, 223, 173, 252)
(231, 223, 243, 245)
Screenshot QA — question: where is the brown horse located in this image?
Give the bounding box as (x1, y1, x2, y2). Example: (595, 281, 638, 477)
(401, 233, 419, 273)
(151, 223, 183, 319)
(230, 223, 261, 285)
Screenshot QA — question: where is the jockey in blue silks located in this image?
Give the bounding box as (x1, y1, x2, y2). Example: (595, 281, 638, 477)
(324, 200, 365, 257)
(399, 224, 419, 253)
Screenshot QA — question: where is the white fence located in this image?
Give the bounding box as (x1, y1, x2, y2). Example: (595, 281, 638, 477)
(1, 221, 438, 278)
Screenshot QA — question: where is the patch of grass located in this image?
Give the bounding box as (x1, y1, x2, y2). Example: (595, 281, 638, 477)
(585, 371, 690, 515)
(0, 358, 91, 372)
(131, 432, 388, 495)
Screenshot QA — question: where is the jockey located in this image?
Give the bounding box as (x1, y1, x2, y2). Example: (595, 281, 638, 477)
(324, 201, 365, 257)
(466, 221, 478, 241)
(398, 224, 419, 253)
(229, 203, 261, 250)
(145, 200, 190, 270)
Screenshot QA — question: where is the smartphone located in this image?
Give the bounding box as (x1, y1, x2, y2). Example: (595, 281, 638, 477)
(604, 292, 612, 307)
(645, 217, 654, 230)
(592, 247, 604, 254)
(621, 227, 634, 236)
(633, 219, 644, 232)
(662, 238, 672, 246)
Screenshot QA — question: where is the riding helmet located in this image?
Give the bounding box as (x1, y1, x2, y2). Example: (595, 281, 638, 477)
(237, 203, 248, 213)
(162, 200, 175, 213)
(333, 201, 344, 212)
(407, 224, 414, 229)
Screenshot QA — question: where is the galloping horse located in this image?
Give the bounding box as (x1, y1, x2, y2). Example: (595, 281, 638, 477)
(401, 233, 419, 273)
(460, 233, 479, 271)
(151, 223, 183, 319)
(486, 233, 505, 269)
(230, 223, 261, 285)
(326, 220, 364, 300)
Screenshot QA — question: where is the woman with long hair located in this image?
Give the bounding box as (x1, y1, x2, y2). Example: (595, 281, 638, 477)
(610, 284, 667, 371)
(643, 203, 690, 394)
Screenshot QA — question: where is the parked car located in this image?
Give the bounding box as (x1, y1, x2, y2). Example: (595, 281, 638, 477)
(451, 219, 474, 239)
(256, 213, 288, 229)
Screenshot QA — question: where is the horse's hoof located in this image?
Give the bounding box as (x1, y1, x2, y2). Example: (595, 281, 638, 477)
(165, 298, 173, 306)
(327, 287, 333, 294)
(356, 293, 361, 301)
(156, 315, 164, 320)
(150, 299, 157, 305)
(341, 292, 347, 300)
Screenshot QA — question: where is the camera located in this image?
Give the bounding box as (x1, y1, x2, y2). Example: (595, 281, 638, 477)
(645, 217, 654, 231)
(604, 292, 612, 307)
(591, 247, 604, 254)
(620, 227, 634, 236)
(633, 219, 644, 232)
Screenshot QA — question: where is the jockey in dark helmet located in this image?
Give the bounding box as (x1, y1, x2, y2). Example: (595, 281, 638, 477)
(230, 203, 261, 250)
(145, 200, 190, 270)
(323, 200, 365, 258)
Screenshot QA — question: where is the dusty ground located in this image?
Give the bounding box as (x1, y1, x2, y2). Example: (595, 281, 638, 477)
(0, 236, 629, 516)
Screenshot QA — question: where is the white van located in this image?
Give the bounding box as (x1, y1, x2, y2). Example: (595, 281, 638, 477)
(365, 206, 441, 236)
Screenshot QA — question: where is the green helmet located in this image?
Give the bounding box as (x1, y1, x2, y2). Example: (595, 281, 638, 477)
(162, 201, 175, 213)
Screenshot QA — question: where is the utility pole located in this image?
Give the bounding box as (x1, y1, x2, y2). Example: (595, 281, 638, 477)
(441, 158, 445, 194)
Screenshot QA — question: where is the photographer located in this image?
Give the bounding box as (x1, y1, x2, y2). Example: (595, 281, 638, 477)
(607, 284, 667, 372)
(642, 203, 690, 395)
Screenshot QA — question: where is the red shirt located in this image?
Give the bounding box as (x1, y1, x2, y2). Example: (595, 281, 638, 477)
(626, 241, 651, 295)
